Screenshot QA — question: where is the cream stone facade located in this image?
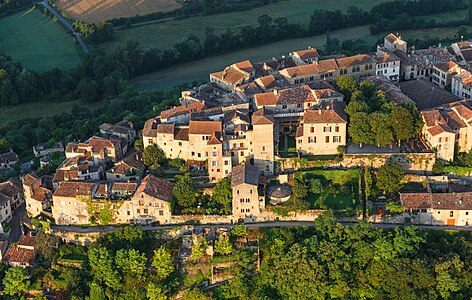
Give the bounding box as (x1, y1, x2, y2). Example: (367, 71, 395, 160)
(401, 191, 472, 226)
(52, 175, 174, 225)
(231, 164, 262, 219)
(296, 102, 347, 155)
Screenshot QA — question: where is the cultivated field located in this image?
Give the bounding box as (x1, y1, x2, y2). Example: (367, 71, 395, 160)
(0, 8, 82, 71)
(55, 0, 182, 23)
(99, 0, 387, 50)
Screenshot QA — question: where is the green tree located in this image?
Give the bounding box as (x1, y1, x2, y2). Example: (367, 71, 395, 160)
(468, 0, 472, 25)
(369, 112, 393, 148)
(151, 247, 174, 280)
(143, 144, 166, 170)
(364, 167, 373, 200)
(147, 282, 167, 300)
(309, 178, 325, 194)
(344, 99, 369, 116)
(89, 282, 106, 300)
(191, 238, 208, 262)
(376, 162, 405, 194)
(349, 112, 374, 148)
(432, 160, 445, 175)
(214, 235, 233, 255)
(3, 267, 30, 296)
(231, 224, 247, 237)
(333, 75, 359, 99)
(212, 176, 232, 214)
(88, 247, 121, 291)
(390, 104, 416, 146)
(183, 288, 210, 300)
(174, 173, 197, 207)
(386, 202, 404, 214)
(292, 178, 308, 206)
(435, 255, 464, 299)
(115, 248, 147, 279)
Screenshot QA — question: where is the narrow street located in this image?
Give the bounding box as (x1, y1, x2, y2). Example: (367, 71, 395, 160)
(8, 203, 27, 243)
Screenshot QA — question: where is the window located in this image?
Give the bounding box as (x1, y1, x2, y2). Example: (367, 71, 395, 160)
(211, 161, 218, 167)
(466, 212, 469, 215)
(309, 137, 316, 143)
(137, 209, 140, 214)
(262, 146, 266, 151)
(159, 210, 164, 216)
(237, 190, 239, 194)
(450, 211, 454, 217)
(310, 127, 314, 133)
(224, 160, 229, 166)
(144, 209, 148, 214)
(241, 209, 244, 213)
(335, 126, 339, 132)
(323, 126, 331, 132)
(246, 208, 250, 212)
(250, 189, 252, 194)
(333, 136, 341, 143)
(240, 151, 244, 156)
(325, 136, 330, 143)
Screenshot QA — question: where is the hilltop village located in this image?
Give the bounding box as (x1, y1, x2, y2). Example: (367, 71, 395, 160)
(1, 33, 472, 260)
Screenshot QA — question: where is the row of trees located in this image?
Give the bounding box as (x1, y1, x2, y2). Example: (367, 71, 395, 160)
(72, 20, 114, 43)
(0, 0, 32, 14)
(334, 76, 423, 149)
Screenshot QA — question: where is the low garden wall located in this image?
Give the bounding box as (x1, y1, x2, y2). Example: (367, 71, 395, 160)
(342, 152, 435, 172)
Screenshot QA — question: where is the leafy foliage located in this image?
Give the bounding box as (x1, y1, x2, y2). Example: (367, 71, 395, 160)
(152, 247, 175, 280)
(174, 173, 197, 208)
(212, 176, 232, 215)
(3, 267, 30, 297)
(376, 162, 405, 195)
(214, 235, 233, 255)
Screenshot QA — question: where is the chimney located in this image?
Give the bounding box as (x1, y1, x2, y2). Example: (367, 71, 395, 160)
(274, 89, 278, 95)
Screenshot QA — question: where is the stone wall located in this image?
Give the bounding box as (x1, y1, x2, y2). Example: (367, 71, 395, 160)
(342, 153, 435, 171)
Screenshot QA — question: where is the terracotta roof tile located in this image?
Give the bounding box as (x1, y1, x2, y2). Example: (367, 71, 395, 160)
(160, 102, 206, 119)
(189, 120, 222, 135)
(303, 102, 347, 124)
(135, 175, 174, 202)
(54, 182, 96, 197)
(293, 48, 320, 60)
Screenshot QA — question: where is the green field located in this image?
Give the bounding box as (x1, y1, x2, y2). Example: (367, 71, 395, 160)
(0, 7, 82, 71)
(0, 99, 104, 128)
(99, 0, 387, 51)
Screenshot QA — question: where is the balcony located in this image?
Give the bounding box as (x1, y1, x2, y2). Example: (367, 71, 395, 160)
(274, 111, 304, 118)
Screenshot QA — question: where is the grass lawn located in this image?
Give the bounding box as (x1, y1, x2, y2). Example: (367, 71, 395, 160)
(303, 169, 361, 210)
(0, 7, 82, 71)
(0, 99, 104, 128)
(99, 0, 387, 51)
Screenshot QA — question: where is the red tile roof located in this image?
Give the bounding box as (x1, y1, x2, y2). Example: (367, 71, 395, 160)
(293, 48, 320, 60)
(54, 181, 96, 198)
(303, 102, 347, 124)
(160, 102, 206, 119)
(135, 175, 174, 202)
(189, 120, 222, 135)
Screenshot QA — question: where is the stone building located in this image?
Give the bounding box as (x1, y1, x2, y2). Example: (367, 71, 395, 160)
(296, 101, 348, 155)
(231, 164, 263, 220)
(22, 173, 53, 218)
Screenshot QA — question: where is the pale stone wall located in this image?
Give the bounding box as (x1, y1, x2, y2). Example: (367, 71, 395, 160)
(52, 196, 90, 225)
(232, 183, 260, 219)
(252, 123, 275, 175)
(128, 192, 172, 224)
(342, 153, 436, 171)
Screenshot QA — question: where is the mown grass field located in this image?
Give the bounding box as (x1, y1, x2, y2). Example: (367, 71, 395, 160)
(0, 100, 104, 128)
(99, 0, 387, 50)
(0, 7, 82, 71)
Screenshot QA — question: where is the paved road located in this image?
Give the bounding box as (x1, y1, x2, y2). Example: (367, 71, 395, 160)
(51, 221, 472, 233)
(39, 0, 89, 53)
(8, 203, 27, 242)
